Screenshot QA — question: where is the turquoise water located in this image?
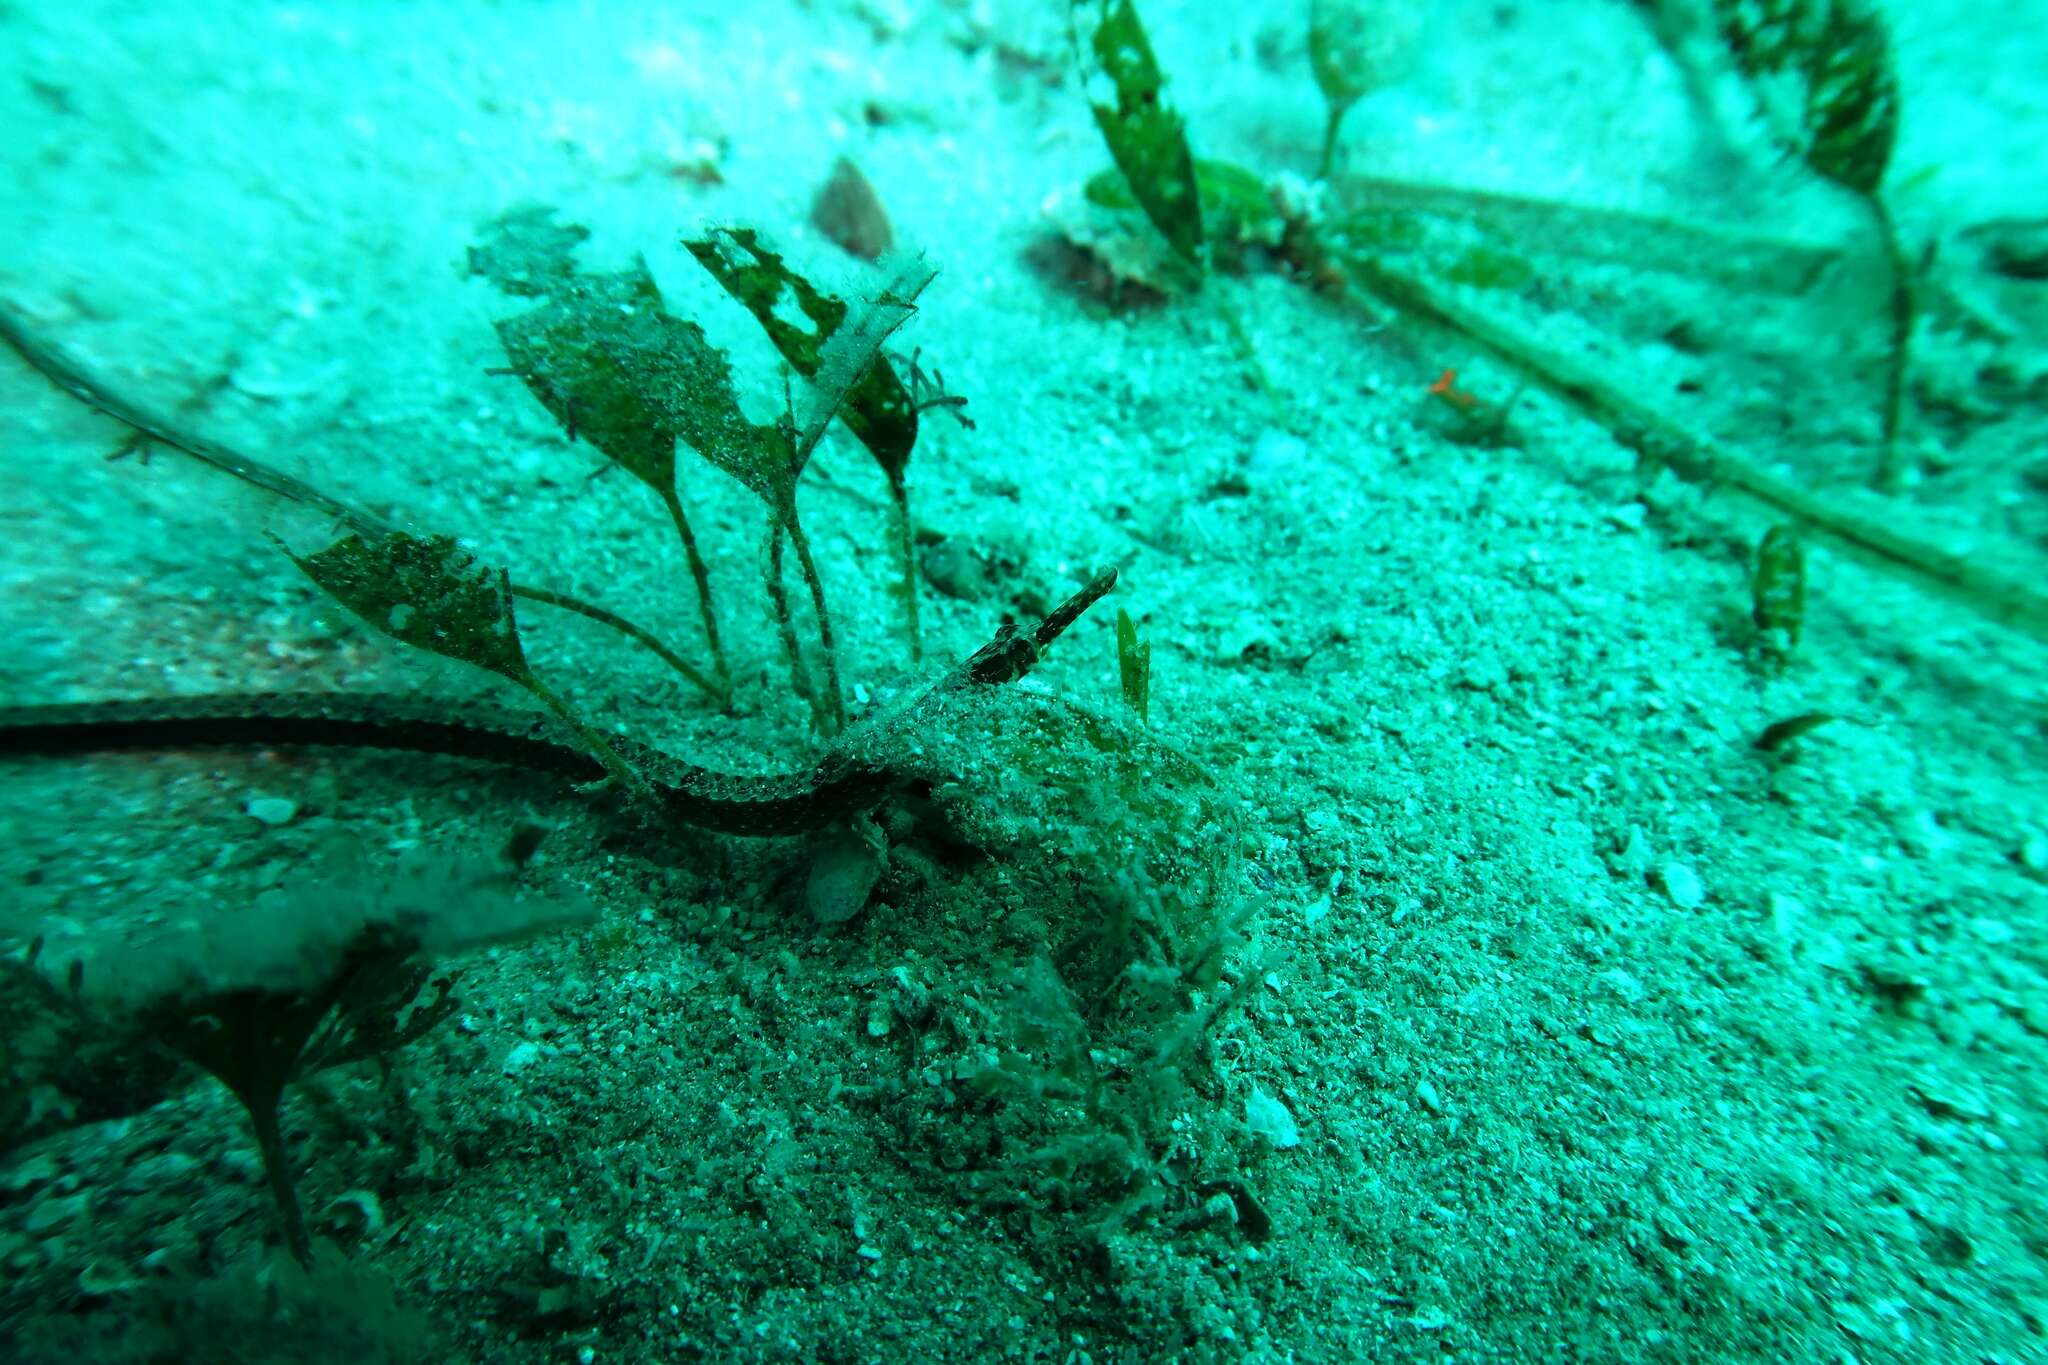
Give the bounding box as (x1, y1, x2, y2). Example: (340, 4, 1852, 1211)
(3, 2, 2045, 1360)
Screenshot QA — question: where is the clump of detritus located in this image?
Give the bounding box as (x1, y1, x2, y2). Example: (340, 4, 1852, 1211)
(862, 683, 1252, 1235)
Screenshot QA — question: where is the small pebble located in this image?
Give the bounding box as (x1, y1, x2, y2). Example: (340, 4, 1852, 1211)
(1657, 861, 1705, 910)
(1247, 428, 1307, 481)
(2, 1154, 58, 1195)
(244, 795, 298, 827)
(24, 1193, 88, 1235)
(1246, 1086, 1301, 1149)
(124, 1151, 199, 1192)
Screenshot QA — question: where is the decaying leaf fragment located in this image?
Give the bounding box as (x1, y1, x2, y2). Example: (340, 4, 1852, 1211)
(811, 156, 894, 262)
(682, 226, 921, 488)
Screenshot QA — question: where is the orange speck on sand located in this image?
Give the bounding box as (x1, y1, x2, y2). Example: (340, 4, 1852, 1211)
(1427, 368, 1484, 413)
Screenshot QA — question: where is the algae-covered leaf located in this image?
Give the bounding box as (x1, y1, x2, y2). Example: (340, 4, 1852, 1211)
(491, 264, 684, 493)
(474, 210, 741, 700)
(1439, 244, 1535, 291)
(682, 226, 848, 371)
(687, 229, 936, 665)
(494, 259, 798, 509)
(682, 225, 919, 485)
(281, 528, 652, 790)
(281, 530, 530, 682)
(1714, 0, 1898, 195)
(676, 395, 799, 519)
(467, 204, 590, 298)
(1074, 0, 1203, 267)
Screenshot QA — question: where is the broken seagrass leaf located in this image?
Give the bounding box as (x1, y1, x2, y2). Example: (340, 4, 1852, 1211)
(490, 262, 695, 496)
(685, 227, 937, 663)
(1115, 606, 1150, 725)
(681, 225, 919, 486)
(1752, 524, 1808, 655)
(1073, 0, 1204, 268)
(1305, 232, 2048, 643)
(791, 253, 936, 476)
(485, 228, 795, 520)
(467, 203, 591, 298)
(774, 256, 939, 727)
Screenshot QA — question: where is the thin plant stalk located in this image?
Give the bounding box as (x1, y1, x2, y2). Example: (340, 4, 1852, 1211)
(764, 527, 821, 729)
(784, 517, 846, 733)
(519, 672, 652, 802)
(659, 485, 733, 702)
(509, 584, 722, 704)
(1317, 100, 1355, 181)
(248, 1101, 313, 1269)
(1867, 194, 1915, 491)
(885, 469, 922, 662)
